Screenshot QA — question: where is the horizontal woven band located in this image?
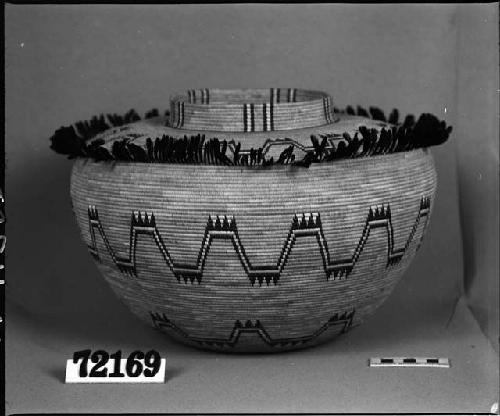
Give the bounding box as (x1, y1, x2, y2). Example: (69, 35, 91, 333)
(169, 88, 335, 132)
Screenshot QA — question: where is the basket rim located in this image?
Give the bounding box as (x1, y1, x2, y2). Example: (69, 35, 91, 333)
(169, 88, 335, 132)
(170, 88, 330, 104)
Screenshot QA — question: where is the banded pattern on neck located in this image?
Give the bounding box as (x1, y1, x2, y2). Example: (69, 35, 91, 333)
(169, 88, 336, 132)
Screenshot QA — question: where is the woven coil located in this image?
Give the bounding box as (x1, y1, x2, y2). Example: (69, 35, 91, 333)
(70, 151, 437, 352)
(62, 88, 446, 352)
(169, 88, 335, 132)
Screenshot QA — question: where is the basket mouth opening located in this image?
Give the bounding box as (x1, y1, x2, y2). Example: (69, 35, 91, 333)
(172, 88, 329, 105)
(169, 88, 335, 132)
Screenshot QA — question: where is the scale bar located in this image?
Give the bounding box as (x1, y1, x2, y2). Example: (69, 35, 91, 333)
(370, 357, 450, 368)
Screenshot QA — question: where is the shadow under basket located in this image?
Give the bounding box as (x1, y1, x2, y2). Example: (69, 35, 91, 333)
(53, 88, 450, 352)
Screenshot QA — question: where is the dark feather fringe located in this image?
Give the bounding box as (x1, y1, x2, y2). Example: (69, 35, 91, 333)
(334, 105, 419, 130)
(50, 107, 452, 167)
(145, 108, 160, 119)
(50, 108, 162, 158)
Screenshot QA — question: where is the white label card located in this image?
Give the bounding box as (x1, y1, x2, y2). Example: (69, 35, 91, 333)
(65, 350, 166, 383)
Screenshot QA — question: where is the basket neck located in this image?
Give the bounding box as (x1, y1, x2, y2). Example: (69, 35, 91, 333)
(169, 88, 335, 132)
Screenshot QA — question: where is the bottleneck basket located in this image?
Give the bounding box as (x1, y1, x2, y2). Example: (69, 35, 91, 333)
(51, 88, 452, 352)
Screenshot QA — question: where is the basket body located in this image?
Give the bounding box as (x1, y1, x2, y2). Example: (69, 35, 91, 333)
(70, 149, 436, 352)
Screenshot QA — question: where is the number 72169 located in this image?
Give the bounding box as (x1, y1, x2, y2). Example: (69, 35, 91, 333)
(69, 349, 163, 382)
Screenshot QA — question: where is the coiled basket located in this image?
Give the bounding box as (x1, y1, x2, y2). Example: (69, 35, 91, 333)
(52, 88, 451, 352)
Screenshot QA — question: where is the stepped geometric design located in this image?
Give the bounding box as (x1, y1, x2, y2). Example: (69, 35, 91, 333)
(87, 196, 430, 286)
(150, 309, 355, 348)
(226, 136, 339, 158)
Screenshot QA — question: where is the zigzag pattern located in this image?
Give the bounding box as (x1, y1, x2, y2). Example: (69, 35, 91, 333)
(150, 310, 355, 348)
(227, 136, 340, 158)
(87, 197, 430, 286)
